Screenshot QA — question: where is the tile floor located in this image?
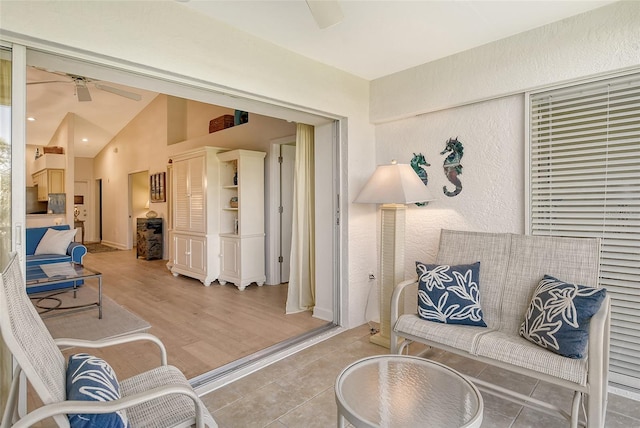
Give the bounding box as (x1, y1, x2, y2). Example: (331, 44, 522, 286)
(202, 324, 640, 428)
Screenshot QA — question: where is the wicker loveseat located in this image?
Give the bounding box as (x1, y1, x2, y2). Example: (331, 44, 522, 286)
(390, 229, 611, 428)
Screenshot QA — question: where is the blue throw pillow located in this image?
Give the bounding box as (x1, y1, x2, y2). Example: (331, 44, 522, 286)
(519, 275, 606, 359)
(416, 261, 487, 327)
(66, 353, 129, 428)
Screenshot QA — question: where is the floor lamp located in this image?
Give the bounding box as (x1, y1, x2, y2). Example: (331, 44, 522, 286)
(355, 160, 435, 348)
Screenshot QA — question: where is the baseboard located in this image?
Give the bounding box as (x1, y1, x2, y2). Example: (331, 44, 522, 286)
(313, 306, 333, 322)
(100, 240, 128, 250)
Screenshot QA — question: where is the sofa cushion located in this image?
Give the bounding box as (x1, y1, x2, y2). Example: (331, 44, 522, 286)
(416, 261, 487, 327)
(34, 228, 76, 256)
(519, 275, 606, 359)
(66, 353, 129, 428)
(474, 330, 589, 385)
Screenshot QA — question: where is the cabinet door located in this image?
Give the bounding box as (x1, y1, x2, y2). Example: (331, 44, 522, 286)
(174, 156, 206, 233)
(33, 171, 48, 201)
(173, 234, 190, 268)
(174, 160, 190, 230)
(188, 156, 205, 233)
(188, 236, 207, 274)
(220, 237, 240, 278)
(48, 169, 65, 193)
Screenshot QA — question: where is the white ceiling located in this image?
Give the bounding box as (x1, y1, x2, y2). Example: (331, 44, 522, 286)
(180, 0, 616, 80)
(26, 67, 158, 158)
(26, 0, 615, 157)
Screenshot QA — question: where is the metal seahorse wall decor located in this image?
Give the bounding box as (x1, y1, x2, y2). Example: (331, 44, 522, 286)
(410, 152, 430, 206)
(440, 137, 464, 197)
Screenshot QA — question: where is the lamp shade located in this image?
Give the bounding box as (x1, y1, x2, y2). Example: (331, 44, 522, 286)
(354, 161, 435, 204)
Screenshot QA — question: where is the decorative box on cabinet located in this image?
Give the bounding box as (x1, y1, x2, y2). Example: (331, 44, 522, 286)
(169, 147, 223, 286)
(137, 218, 163, 260)
(217, 149, 266, 291)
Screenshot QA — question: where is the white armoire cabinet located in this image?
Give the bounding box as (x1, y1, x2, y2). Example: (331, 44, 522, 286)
(170, 147, 222, 286)
(217, 149, 266, 291)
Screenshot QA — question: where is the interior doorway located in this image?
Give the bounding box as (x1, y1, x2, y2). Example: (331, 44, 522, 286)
(279, 143, 295, 284)
(24, 47, 340, 390)
(96, 179, 103, 243)
(73, 180, 90, 243)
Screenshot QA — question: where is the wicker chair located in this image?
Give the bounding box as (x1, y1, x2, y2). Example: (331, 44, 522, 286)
(0, 252, 217, 428)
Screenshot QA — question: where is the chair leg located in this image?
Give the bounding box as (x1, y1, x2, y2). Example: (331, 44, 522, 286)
(569, 391, 581, 428)
(585, 390, 606, 428)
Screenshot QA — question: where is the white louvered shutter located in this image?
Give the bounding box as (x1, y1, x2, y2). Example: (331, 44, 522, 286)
(527, 72, 640, 391)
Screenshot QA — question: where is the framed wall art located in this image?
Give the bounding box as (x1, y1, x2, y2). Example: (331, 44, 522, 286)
(150, 172, 166, 203)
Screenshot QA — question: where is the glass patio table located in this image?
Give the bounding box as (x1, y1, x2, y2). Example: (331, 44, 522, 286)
(26, 262, 103, 319)
(335, 355, 483, 428)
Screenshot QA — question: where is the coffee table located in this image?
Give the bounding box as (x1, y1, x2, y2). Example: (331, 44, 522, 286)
(26, 262, 103, 319)
(335, 355, 483, 428)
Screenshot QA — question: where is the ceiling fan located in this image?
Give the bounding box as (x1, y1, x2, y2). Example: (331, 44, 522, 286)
(27, 72, 142, 102)
(306, 0, 343, 29)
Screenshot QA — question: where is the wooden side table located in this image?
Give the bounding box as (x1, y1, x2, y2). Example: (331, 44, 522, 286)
(74, 220, 85, 244)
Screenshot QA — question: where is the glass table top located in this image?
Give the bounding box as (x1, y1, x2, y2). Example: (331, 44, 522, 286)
(335, 355, 483, 428)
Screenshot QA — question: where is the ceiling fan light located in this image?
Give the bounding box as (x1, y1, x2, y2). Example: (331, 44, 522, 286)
(75, 83, 92, 102)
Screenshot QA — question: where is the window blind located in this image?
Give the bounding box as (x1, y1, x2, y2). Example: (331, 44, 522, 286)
(528, 72, 640, 391)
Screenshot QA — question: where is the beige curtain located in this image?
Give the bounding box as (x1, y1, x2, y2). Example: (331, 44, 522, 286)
(0, 59, 10, 106)
(286, 124, 315, 314)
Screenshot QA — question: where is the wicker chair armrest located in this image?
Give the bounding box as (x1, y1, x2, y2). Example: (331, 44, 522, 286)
(55, 333, 168, 366)
(11, 384, 207, 428)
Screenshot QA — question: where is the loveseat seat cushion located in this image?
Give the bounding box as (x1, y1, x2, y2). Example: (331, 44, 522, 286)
(26, 254, 73, 267)
(436, 230, 512, 329)
(474, 331, 588, 385)
(394, 314, 491, 353)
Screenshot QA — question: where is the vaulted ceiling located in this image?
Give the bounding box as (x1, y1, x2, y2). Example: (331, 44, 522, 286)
(25, 0, 616, 157)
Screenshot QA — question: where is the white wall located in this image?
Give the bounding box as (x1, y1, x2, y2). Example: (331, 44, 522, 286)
(371, 1, 640, 122)
(370, 1, 640, 271)
(0, 0, 374, 328)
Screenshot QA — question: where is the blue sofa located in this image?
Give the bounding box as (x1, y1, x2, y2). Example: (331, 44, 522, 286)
(26, 225, 87, 294)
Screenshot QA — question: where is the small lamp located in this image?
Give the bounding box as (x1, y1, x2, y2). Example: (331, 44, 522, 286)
(355, 160, 435, 348)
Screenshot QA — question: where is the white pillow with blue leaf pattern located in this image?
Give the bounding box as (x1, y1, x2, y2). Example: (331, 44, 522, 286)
(66, 353, 129, 428)
(416, 261, 487, 327)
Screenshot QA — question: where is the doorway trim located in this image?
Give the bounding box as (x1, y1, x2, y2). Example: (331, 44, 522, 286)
(8, 36, 346, 390)
(266, 135, 295, 285)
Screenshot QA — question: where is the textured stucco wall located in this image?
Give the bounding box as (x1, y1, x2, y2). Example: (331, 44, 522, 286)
(375, 95, 524, 273)
(369, 0, 639, 280)
(371, 1, 640, 123)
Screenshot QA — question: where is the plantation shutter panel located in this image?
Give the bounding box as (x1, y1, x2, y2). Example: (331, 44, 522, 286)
(528, 73, 640, 391)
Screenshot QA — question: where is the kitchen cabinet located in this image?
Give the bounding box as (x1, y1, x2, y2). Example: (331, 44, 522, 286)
(32, 169, 65, 201)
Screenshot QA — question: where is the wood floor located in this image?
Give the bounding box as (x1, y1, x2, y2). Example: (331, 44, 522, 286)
(75, 248, 329, 380)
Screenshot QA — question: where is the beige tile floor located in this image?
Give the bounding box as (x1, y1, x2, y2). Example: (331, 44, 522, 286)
(202, 324, 640, 428)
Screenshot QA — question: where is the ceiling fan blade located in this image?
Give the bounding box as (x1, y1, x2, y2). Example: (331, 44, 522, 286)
(27, 80, 71, 85)
(94, 83, 142, 101)
(306, 0, 343, 29)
